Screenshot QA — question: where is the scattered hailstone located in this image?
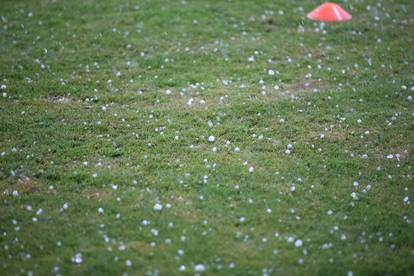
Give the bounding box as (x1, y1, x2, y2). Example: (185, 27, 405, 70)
(194, 264, 206, 272)
(179, 265, 186, 272)
(71, 253, 83, 264)
(266, 208, 272, 214)
(285, 144, 293, 154)
(248, 166, 254, 173)
(403, 196, 410, 205)
(125, 260, 132, 267)
(12, 190, 19, 197)
(295, 240, 303, 247)
(153, 203, 163, 211)
(98, 207, 104, 214)
(151, 228, 159, 236)
(208, 136, 215, 143)
(166, 89, 172, 95)
(351, 192, 358, 200)
(268, 69, 275, 76)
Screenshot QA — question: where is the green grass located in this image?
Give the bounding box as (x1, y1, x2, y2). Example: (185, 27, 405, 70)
(0, 0, 413, 275)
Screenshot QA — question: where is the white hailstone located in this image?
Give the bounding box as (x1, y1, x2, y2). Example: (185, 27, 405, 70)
(403, 196, 410, 204)
(248, 166, 254, 173)
(151, 228, 159, 236)
(166, 89, 172, 95)
(357, 119, 362, 123)
(194, 264, 206, 272)
(98, 207, 104, 214)
(341, 234, 347, 240)
(386, 154, 394, 159)
(63, 202, 69, 209)
(351, 192, 358, 200)
(407, 96, 412, 101)
(287, 144, 293, 149)
(0, 84, 6, 90)
(2, 92, 7, 97)
(353, 181, 359, 187)
(248, 56, 255, 62)
(268, 69, 275, 76)
(179, 265, 186, 272)
(117, 244, 126, 252)
(71, 253, 83, 264)
(125, 260, 132, 267)
(285, 149, 291, 155)
(208, 136, 215, 142)
(327, 209, 333, 215)
(153, 203, 163, 211)
(266, 208, 272, 214)
(290, 185, 296, 192)
(111, 184, 118, 190)
(239, 217, 246, 223)
(207, 120, 213, 128)
(295, 240, 303, 247)
(347, 272, 354, 276)
(12, 190, 19, 197)
(234, 147, 240, 152)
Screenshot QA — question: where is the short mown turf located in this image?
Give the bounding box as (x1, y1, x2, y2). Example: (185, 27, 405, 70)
(0, 0, 413, 275)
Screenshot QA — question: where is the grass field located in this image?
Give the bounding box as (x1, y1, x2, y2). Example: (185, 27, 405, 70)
(1, 0, 413, 275)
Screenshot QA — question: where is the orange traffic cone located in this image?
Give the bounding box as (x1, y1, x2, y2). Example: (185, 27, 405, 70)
(307, 2, 352, 22)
